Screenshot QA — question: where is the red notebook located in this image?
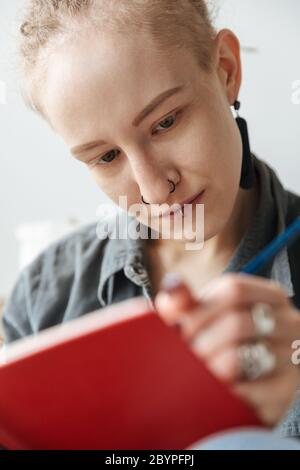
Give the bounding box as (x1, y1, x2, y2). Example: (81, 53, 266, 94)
(0, 296, 264, 450)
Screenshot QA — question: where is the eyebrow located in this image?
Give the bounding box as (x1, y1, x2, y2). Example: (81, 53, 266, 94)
(70, 85, 185, 157)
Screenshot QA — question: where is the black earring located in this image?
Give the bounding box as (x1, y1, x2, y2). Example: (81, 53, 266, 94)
(234, 100, 256, 190)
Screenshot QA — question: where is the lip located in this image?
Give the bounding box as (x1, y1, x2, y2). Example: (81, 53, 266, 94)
(160, 190, 205, 217)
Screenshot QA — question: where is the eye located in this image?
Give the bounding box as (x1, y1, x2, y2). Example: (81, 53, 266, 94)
(93, 110, 182, 167)
(94, 149, 121, 166)
(152, 110, 181, 135)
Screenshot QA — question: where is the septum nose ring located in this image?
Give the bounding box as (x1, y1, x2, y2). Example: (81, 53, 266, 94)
(141, 178, 176, 205)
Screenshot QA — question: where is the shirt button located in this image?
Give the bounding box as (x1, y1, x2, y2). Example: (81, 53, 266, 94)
(135, 265, 145, 275)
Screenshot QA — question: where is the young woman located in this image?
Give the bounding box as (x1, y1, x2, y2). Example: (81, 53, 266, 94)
(2, 0, 300, 449)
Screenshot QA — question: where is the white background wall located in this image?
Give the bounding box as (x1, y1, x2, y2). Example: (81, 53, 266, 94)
(0, 0, 299, 299)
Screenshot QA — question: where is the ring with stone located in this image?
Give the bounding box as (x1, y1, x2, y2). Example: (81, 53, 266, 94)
(238, 341, 277, 381)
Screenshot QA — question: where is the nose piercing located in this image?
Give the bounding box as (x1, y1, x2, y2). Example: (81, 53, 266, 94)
(141, 178, 176, 204)
(141, 195, 150, 205)
(168, 179, 176, 193)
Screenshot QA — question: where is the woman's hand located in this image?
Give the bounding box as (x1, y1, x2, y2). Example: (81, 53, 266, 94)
(154, 273, 300, 426)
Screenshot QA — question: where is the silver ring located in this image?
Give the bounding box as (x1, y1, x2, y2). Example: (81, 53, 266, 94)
(251, 303, 276, 338)
(238, 341, 276, 381)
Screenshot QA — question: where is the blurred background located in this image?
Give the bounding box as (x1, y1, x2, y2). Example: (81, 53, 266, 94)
(0, 0, 299, 331)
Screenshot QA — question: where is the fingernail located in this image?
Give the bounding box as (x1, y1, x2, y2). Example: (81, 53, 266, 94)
(160, 272, 183, 292)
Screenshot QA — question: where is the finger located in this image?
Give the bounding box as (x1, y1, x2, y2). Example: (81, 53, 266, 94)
(154, 273, 200, 325)
(199, 273, 290, 310)
(192, 342, 290, 384)
(189, 309, 268, 358)
(184, 303, 296, 356)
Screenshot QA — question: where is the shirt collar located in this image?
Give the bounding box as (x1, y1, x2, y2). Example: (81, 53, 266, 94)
(97, 210, 151, 307)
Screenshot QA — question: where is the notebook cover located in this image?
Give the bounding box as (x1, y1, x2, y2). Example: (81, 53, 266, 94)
(0, 297, 264, 449)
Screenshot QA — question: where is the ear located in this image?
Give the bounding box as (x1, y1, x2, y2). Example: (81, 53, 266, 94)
(212, 29, 242, 105)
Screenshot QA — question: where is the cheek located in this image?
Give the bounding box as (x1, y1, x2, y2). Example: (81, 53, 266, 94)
(209, 175, 240, 216)
(91, 172, 145, 216)
(90, 172, 125, 212)
(203, 109, 243, 203)
(185, 103, 242, 182)
(91, 172, 112, 194)
(202, 188, 239, 242)
(201, 139, 242, 239)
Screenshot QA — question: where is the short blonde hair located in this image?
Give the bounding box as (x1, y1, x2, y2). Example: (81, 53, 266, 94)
(18, 0, 216, 119)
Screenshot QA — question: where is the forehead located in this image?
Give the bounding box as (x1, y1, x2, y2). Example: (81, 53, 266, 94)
(41, 29, 202, 144)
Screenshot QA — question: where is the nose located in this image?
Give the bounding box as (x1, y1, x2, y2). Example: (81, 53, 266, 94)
(129, 150, 176, 205)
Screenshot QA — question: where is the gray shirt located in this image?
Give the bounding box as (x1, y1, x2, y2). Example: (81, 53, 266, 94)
(2, 155, 300, 437)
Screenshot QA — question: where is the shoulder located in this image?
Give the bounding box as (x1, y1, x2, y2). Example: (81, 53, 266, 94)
(2, 220, 111, 344)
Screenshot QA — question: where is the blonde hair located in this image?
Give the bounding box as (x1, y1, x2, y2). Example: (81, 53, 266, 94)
(18, 0, 216, 119)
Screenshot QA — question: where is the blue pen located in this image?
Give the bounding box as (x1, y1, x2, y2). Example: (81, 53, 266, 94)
(240, 217, 300, 275)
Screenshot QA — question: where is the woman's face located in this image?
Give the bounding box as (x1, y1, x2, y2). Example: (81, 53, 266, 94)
(40, 27, 243, 244)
